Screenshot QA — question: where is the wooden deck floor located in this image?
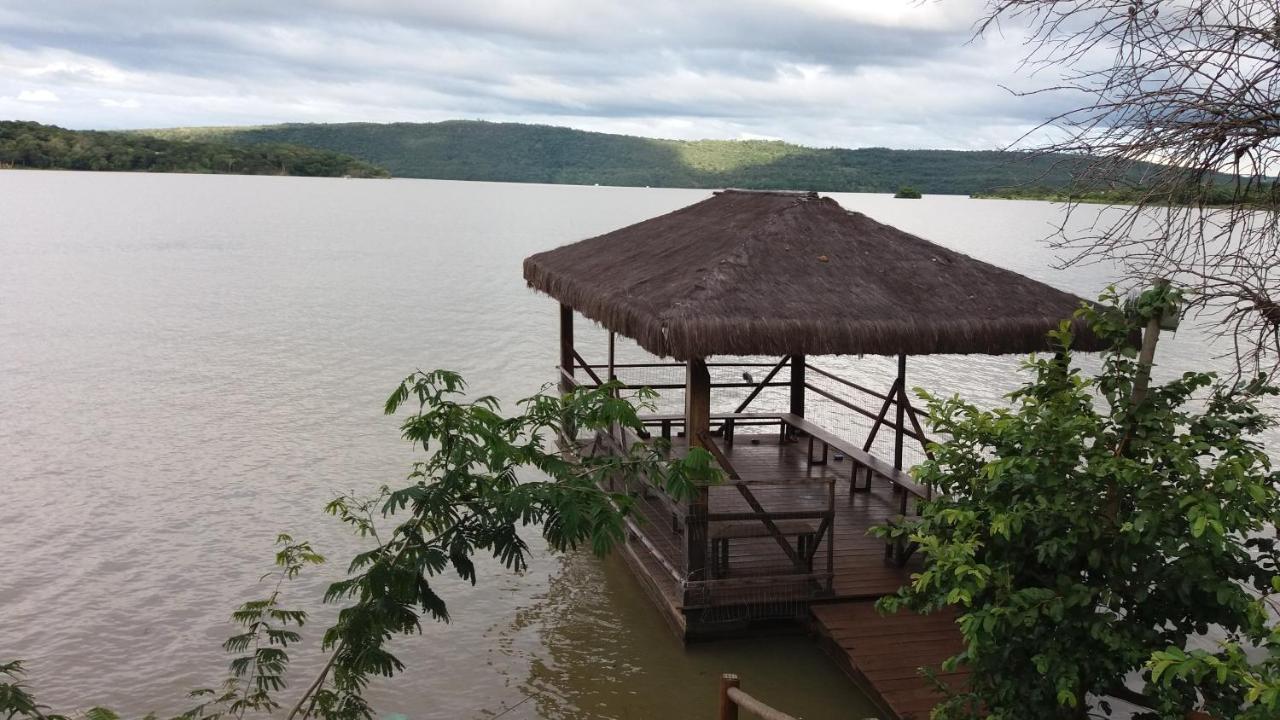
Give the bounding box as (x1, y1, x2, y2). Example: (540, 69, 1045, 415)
(813, 603, 968, 719)
(618, 431, 963, 720)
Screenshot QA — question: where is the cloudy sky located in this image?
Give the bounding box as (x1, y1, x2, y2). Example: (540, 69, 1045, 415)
(0, 0, 1071, 150)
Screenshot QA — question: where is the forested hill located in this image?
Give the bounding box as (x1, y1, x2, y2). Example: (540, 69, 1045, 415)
(0, 121, 388, 177)
(146, 121, 1097, 195)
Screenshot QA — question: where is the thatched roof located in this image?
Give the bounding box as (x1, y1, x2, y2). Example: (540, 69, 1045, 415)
(524, 190, 1106, 360)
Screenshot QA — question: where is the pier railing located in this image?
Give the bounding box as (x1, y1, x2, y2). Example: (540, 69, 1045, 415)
(564, 355, 937, 599)
(718, 674, 799, 720)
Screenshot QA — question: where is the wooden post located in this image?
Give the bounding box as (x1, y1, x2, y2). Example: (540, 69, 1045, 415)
(686, 357, 711, 580)
(789, 354, 806, 418)
(894, 353, 906, 471)
(607, 332, 616, 385)
(719, 674, 740, 720)
(1132, 312, 1164, 407)
(558, 304, 574, 394)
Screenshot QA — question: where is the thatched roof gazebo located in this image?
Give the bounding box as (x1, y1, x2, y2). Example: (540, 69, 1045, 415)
(523, 189, 1106, 659)
(526, 189, 1100, 471)
(525, 189, 1103, 361)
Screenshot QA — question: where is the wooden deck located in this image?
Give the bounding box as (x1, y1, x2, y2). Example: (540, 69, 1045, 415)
(812, 603, 968, 719)
(614, 430, 964, 719)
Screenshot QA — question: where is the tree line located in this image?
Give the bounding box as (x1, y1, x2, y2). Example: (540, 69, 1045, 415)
(144, 120, 1139, 195)
(0, 122, 389, 178)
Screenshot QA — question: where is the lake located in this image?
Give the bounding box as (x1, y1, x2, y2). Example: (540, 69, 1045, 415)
(0, 172, 1267, 719)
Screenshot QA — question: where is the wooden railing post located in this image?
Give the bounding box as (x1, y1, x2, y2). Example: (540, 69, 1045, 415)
(719, 674, 740, 720)
(894, 353, 907, 470)
(789, 354, 806, 418)
(687, 357, 711, 580)
(558, 304, 574, 394)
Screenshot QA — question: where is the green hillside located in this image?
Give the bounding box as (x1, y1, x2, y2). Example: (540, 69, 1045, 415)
(145, 120, 1098, 194)
(0, 121, 388, 177)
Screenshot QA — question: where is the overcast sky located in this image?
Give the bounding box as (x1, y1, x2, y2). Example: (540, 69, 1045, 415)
(0, 0, 1073, 150)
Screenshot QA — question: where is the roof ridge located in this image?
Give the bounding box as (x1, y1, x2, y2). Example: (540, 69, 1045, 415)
(714, 188, 819, 200)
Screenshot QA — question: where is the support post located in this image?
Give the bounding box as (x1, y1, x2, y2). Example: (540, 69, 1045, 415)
(558, 304, 574, 394)
(719, 674, 740, 720)
(607, 331, 616, 386)
(789, 354, 806, 418)
(686, 357, 711, 580)
(894, 353, 906, 471)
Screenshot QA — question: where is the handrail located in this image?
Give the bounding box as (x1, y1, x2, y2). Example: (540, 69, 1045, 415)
(804, 381, 925, 442)
(719, 674, 798, 720)
(621, 516, 684, 584)
(565, 380, 788, 391)
(581, 361, 785, 369)
(807, 363, 892, 402)
(706, 510, 827, 522)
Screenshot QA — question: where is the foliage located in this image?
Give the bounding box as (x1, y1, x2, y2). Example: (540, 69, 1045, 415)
(140, 120, 1169, 195)
(1147, 578, 1280, 719)
(894, 186, 923, 199)
(973, 184, 1278, 208)
(1, 371, 717, 719)
(875, 288, 1280, 719)
(0, 121, 388, 177)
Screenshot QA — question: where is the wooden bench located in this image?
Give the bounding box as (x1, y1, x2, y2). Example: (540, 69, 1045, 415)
(638, 412, 786, 445)
(775, 413, 931, 567)
(709, 519, 819, 577)
(777, 413, 929, 498)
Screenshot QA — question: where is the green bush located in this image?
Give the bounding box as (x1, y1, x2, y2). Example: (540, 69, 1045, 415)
(876, 288, 1280, 719)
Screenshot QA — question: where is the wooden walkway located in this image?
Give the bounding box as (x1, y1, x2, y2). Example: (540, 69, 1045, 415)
(617, 431, 965, 719)
(812, 603, 968, 719)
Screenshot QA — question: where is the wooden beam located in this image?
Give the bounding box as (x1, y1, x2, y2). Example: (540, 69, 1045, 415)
(894, 353, 907, 470)
(863, 378, 901, 452)
(697, 429, 740, 480)
(733, 483, 802, 568)
(687, 358, 712, 447)
(732, 355, 789, 414)
(789, 354, 806, 418)
(572, 348, 604, 385)
(686, 357, 711, 581)
(607, 332, 616, 384)
(558, 304, 574, 394)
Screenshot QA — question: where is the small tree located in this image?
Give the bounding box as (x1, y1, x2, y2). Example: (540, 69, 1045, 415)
(1, 371, 717, 720)
(876, 288, 1280, 719)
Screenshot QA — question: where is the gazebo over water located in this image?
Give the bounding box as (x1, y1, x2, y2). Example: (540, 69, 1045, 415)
(522, 189, 1098, 718)
(526, 189, 1098, 479)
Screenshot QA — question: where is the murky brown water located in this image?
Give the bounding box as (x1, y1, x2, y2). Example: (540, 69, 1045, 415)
(1, 172, 1269, 719)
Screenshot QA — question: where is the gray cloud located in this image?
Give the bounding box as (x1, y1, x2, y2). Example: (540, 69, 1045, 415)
(0, 0, 1075, 149)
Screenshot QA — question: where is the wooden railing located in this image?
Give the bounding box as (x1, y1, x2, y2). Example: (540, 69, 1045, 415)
(806, 362, 933, 458)
(718, 674, 799, 720)
(567, 357, 793, 393)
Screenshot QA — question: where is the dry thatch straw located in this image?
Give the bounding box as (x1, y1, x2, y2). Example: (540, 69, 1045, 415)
(524, 190, 1105, 360)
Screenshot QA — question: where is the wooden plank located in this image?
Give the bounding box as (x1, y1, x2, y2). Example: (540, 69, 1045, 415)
(812, 602, 965, 720)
